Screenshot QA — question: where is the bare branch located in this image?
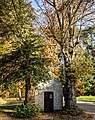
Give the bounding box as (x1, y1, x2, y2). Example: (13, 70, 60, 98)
(72, 11, 95, 25)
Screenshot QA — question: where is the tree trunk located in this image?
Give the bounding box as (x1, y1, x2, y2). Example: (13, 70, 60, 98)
(18, 88, 22, 100)
(24, 77, 31, 105)
(63, 55, 77, 109)
(64, 79, 76, 109)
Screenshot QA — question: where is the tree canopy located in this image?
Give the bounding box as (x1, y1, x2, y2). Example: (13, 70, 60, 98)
(0, 0, 50, 103)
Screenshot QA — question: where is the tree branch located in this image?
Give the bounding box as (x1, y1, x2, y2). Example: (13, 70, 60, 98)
(72, 11, 95, 25)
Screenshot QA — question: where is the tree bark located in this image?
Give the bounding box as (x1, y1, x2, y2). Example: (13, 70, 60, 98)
(63, 56, 77, 109)
(24, 77, 31, 105)
(64, 79, 76, 109)
(63, 2, 77, 109)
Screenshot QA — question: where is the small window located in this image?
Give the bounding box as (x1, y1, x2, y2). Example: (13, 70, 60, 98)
(49, 94, 53, 99)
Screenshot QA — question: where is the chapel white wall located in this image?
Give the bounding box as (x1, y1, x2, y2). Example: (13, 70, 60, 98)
(35, 79, 63, 111)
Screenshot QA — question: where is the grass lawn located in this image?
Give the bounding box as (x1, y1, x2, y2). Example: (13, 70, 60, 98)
(0, 98, 23, 115)
(77, 96, 95, 102)
(0, 103, 21, 115)
(0, 98, 24, 106)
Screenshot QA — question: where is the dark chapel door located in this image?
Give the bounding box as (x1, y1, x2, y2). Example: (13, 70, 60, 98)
(44, 92, 54, 112)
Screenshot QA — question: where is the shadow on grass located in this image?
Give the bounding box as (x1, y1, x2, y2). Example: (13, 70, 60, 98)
(0, 103, 22, 118)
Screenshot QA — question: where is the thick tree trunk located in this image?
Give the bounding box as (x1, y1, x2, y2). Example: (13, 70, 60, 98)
(64, 79, 76, 109)
(63, 55, 77, 109)
(63, 1, 77, 109)
(24, 77, 31, 105)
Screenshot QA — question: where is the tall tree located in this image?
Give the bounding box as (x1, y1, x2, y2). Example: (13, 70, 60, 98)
(78, 26, 95, 95)
(0, 0, 50, 104)
(34, 0, 95, 111)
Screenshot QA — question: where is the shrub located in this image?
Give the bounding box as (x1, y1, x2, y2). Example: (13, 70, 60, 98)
(15, 102, 41, 118)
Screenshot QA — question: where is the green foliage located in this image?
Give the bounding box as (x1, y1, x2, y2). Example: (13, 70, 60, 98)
(0, 0, 51, 106)
(0, 0, 34, 43)
(76, 73, 95, 96)
(83, 75, 95, 95)
(78, 26, 95, 96)
(0, 40, 50, 86)
(0, 0, 50, 99)
(77, 96, 95, 102)
(15, 103, 41, 118)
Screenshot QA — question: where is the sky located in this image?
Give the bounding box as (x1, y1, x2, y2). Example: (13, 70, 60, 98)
(31, 0, 37, 8)
(28, 0, 41, 9)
